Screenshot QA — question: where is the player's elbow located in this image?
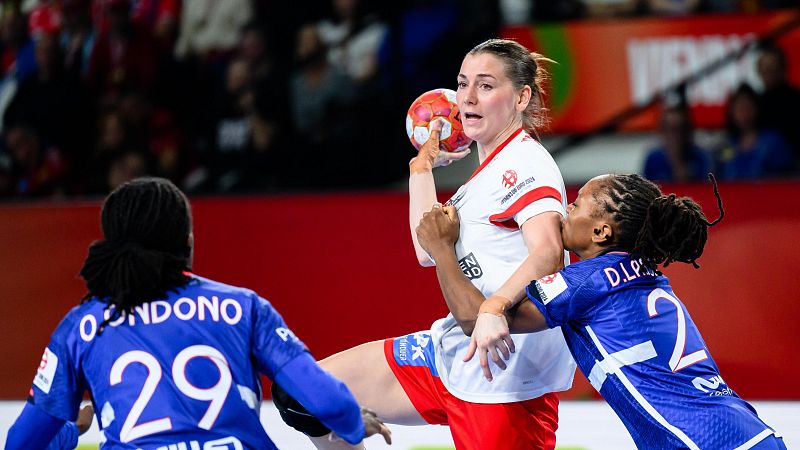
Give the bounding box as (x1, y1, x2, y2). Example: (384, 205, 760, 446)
(415, 249, 435, 267)
(535, 241, 564, 274)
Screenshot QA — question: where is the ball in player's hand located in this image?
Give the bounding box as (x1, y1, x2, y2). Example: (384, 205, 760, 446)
(406, 88, 473, 153)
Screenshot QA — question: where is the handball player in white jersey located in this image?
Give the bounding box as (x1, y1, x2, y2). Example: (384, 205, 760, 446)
(313, 39, 576, 450)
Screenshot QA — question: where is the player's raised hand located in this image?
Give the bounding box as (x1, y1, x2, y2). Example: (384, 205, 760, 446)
(409, 119, 471, 174)
(416, 204, 460, 255)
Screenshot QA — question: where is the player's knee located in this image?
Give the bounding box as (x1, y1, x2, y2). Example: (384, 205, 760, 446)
(271, 382, 332, 437)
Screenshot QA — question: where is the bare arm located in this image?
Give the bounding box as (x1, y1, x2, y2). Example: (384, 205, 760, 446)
(409, 171, 438, 266)
(408, 120, 470, 266)
(492, 212, 565, 305)
(416, 207, 486, 332)
(417, 207, 560, 335)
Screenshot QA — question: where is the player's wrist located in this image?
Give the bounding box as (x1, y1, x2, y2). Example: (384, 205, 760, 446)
(409, 158, 434, 175)
(480, 295, 513, 317)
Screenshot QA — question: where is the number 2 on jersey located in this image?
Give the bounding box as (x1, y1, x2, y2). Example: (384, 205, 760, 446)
(647, 288, 708, 372)
(109, 345, 232, 443)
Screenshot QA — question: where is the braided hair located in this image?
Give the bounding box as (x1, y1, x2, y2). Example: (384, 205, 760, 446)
(80, 177, 192, 334)
(595, 174, 724, 270)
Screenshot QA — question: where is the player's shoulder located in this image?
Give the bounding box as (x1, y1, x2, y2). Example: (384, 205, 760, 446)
(560, 252, 629, 285)
(504, 130, 551, 159)
(501, 131, 561, 177)
(182, 273, 260, 301)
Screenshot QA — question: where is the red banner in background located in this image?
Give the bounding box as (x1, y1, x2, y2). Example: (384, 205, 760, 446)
(1, 183, 799, 400)
(502, 11, 800, 133)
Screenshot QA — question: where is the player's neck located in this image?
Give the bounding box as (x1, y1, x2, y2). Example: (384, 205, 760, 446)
(476, 120, 523, 163)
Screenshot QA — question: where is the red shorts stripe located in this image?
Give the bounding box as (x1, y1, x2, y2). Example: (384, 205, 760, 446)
(384, 338, 559, 450)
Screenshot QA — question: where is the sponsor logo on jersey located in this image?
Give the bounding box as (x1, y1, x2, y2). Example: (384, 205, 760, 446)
(536, 273, 568, 304)
(500, 176, 537, 205)
(393, 332, 438, 375)
(33, 347, 58, 394)
(502, 169, 518, 189)
(275, 327, 299, 343)
(446, 188, 466, 209)
(458, 252, 483, 280)
(692, 375, 733, 396)
(155, 436, 244, 450)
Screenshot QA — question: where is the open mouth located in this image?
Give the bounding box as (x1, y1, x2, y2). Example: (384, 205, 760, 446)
(463, 112, 483, 121)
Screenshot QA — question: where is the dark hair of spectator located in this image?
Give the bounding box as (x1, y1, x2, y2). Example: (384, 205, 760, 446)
(80, 177, 191, 333)
(725, 83, 761, 141)
(757, 42, 787, 69)
(595, 173, 724, 270)
(468, 39, 552, 137)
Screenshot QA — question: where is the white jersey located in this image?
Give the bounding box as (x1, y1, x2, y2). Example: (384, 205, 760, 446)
(430, 128, 577, 403)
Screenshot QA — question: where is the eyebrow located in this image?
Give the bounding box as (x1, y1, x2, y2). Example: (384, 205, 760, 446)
(457, 73, 498, 80)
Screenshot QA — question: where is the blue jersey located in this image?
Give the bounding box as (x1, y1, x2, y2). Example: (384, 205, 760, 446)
(527, 252, 779, 449)
(31, 274, 310, 450)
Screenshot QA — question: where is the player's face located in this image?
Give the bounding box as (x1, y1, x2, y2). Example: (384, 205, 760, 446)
(562, 176, 611, 258)
(456, 53, 528, 147)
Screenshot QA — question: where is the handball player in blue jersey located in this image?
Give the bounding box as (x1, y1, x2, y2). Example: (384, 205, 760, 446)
(416, 173, 784, 449)
(6, 177, 390, 450)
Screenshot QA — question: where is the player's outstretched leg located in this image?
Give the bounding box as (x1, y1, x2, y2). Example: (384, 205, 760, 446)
(320, 340, 425, 425)
(308, 340, 427, 449)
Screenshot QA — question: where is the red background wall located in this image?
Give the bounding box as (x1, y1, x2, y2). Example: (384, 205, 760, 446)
(1, 182, 798, 400)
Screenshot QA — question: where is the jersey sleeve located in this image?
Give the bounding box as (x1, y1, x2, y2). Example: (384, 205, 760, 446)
(489, 142, 566, 229)
(31, 312, 85, 422)
(250, 295, 311, 380)
(526, 266, 595, 328)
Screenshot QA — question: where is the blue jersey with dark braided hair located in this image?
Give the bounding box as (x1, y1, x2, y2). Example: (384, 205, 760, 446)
(527, 252, 781, 450)
(29, 274, 329, 450)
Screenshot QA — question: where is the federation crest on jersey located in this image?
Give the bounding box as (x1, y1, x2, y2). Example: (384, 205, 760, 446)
(502, 170, 518, 189)
(33, 347, 58, 394)
(536, 273, 568, 304)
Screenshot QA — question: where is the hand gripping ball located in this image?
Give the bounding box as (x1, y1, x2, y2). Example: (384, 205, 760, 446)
(406, 88, 472, 153)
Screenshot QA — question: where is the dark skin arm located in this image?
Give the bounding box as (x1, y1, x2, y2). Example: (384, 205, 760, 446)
(415, 205, 548, 335)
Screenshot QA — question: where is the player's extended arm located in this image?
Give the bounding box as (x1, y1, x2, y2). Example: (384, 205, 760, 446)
(462, 213, 562, 379)
(6, 401, 68, 450)
(416, 206, 550, 335)
(492, 212, 564, 306)
(273, 352, 368, 446)
(409, 120, 470, 266)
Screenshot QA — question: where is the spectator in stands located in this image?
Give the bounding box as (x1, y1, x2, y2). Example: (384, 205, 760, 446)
(106, 148, 149, 191)
(174, 0, 252, 63)
(581, 0, 642, 18)
(756, 43, 800, 167)
(0, 5, 36, 83)
(4, 33, 91, 177)
(715, 83, 793, 180)
(288, 23, 359, 187)
(643, 100, 712, 182)
(1, 124, 67, 197)
(378, 1, 460, 95)
(645, 0, 700, 15)
(60, 0, 95, 78)
(129, 0, 179, 50)
(317, 0, 386, 83)
(290, 24, 355, 145)
(86, 0, 158, 106)
(117, 92, 184, 182)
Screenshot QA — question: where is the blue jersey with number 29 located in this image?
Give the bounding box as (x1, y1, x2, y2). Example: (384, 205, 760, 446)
(31, 274, 310, 450)
(527, 252, 780, 449)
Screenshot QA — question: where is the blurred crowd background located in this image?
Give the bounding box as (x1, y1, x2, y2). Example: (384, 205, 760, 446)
(0, 0, 797, 199)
